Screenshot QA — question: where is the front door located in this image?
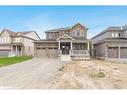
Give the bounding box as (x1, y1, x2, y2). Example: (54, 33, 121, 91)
(60, 42, 70, 54)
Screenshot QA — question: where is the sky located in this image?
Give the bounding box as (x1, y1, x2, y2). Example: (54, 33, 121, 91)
(0, 6, 127, 39)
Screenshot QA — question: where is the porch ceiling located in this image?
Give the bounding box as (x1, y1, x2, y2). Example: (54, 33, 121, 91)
(11, 42, 23, 46)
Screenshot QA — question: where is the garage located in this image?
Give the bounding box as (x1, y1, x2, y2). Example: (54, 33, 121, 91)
(120, 47, 127, 58)
(0, 50, 10, 56)
(108, 47, 118, 58)
(35, 48, 58, 58)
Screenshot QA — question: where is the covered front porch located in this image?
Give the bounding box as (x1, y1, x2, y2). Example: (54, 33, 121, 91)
(8, 43, 24, 57)
(57, 34, 90, 61)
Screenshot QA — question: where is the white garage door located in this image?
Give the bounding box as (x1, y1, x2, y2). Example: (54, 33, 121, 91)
(35, 48, 58, 58)
(0, 50, 10, 56)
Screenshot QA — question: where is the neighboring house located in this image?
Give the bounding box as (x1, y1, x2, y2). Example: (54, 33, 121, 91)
(92, 25, 127, 61)
(34, 23, 90, 61)
(0, 29, 40, 57)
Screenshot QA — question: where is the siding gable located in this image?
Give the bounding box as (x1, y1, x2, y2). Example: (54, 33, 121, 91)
(24, 32, 40, 40)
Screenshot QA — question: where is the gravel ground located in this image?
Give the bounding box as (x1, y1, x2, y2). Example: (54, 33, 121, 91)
(0, 58, 62, 89)
(53, 59, 127, 89)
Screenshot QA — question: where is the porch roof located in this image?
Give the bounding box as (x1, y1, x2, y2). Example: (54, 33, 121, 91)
(94, 38, 127, 44)
(34, 39, 57, 44)
(0, 43, 11, 46)
(57, 34, 75, 41)
(11, 42, 23, 46)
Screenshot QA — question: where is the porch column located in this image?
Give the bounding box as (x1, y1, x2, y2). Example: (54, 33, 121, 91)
(70, 42, 73, 56)
(118, 46, 121, 59)
(87, 42, 89, 50)
(16, 46, 17, 55)
(11, 45, 13, 52)
(58, 42, 60, 50)
(70, 42, 72, 50)
(105, 46, 108, 59)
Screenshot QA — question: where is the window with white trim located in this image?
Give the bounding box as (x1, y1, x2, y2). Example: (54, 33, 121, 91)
(15, 38, 21, 42)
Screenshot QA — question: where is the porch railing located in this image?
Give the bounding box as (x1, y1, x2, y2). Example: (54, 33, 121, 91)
(71, 50, 90, 57)
(58, 49, 62, 56)
(8, 51, 23, 57)
(58, 49, 90, 56)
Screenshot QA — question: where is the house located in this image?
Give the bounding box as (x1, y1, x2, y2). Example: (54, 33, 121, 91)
(0, 29, 40, 57)
(92, 25, 127, 61)
(34, 23, 90, 61)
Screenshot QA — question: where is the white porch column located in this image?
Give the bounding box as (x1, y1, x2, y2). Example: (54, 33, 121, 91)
(58, 42, 60, 50)
(105, 46, 108, 59)
(16, 46, 17, 55)
(11, 45, 13, 52)
(70, 41, 72, 50)
(70, 42, 73, 56)
(118, 46, 121, 59)
(87, 42, 89, 50)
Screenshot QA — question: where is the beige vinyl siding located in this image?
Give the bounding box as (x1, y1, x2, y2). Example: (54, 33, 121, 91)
(0, 31, 11, 43)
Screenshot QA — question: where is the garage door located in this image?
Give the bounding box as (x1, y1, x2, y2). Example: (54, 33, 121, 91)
(35, 48, 58, 58)
(120, 47, 127, 58)
(0, 50, 10, 56)
(108, 47, 118, 58)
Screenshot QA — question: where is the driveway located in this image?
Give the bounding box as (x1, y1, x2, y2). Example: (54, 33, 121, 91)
(0, 58, 62, 89)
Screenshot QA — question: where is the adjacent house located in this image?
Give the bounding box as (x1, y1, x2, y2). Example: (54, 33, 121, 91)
(92, 25, 127, 61)
(34, 23, 90, 61)
(0, 29, 40, 57)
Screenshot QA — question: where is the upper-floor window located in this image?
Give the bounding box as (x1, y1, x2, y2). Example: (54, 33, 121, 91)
(76, 28, 81, 36)
(0, 35, 9, 43)
(112, 32, 122, 38)
(15, 38, 21, 42)
(118, 33, 121, 37)
(112, 33, 118, 37)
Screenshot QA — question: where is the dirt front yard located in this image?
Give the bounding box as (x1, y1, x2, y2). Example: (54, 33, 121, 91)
(52, 59, 127, 89)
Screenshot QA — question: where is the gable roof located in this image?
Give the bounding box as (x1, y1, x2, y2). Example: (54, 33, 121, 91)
(45, 23, 88, 33)
(0, 29, 40, 40)
(0, 29, 16, 36)
(15, 31, 33, 36)
(122, 25, 127, 30)
(94, 38, 127, 44)
(57, 34, 75, 41)
(92, 26, 122, 39)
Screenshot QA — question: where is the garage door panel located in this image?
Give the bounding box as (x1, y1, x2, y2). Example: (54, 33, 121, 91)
(108, 47, 118, 58)
(120, 47, 127, 58)
(0, 50, 10, 56)
(36, 48, 58, 58)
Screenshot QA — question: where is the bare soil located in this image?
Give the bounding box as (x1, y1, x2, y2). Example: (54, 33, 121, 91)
(52, 59, 127, 89)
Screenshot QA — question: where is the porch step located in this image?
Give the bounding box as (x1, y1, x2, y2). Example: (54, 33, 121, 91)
(60, 55, 71, 61)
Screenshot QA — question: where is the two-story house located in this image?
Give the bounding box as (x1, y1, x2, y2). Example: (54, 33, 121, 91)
(92, 25, 127, 61)
(34, 23, 90, 61)
(0, 29, 40, 57)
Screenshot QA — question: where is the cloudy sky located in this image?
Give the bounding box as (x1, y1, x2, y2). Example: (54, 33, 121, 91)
(0, 6, 127, 39)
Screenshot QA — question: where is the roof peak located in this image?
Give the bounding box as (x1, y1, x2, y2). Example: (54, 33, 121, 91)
(45, 23, 88, 33)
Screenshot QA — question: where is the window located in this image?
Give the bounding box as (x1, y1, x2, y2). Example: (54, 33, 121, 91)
(15, 38, 21, 42)
(29, 47, 30, 51)
(112, 33, 115, 37)
(1, 36, 3, 43)
(115, 33, 118, 37)
(112, 33, 119, 37)
(118, 33, 121, 37)
(76, 28, 80, 35)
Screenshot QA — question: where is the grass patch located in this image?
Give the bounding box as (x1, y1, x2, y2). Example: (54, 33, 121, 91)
(59, 66, 64, 71)
(95, 72, 105, 78)
(90, 72, 105, 78)
(0, 56, 32, 67)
